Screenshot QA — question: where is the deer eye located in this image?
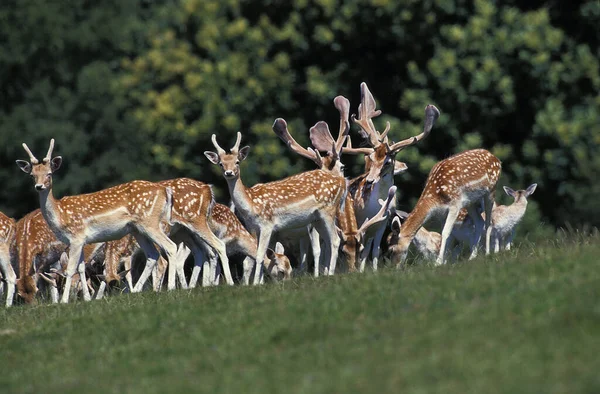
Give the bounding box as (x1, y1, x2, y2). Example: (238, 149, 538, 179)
(235, 160, 240, 165)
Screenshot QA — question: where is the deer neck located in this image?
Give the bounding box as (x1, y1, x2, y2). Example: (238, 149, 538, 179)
(400, 198, 437, 243)
(37, 188, 67, 243)
(225, 176, 255, 222)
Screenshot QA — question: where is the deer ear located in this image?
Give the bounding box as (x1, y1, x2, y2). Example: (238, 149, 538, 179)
(266, 248, 276, 260)
(525, 183, 537, 197)
(275, 242, 285, 255)
(204, 151, 219, 165)
(16, 160, 32, 174)
(391, 216, 401, 232)
(394, 161, 408, 175)
(503, 186, 516, 198)
(51, 156, 62, 172)
(238, 146, 250, 162)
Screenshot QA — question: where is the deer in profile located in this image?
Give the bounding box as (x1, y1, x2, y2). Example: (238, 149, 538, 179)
(16, 139, 188, 303)
(205, 132, 346, 283)
(392, 149, 502, 266)
(311, 83, 439, 271)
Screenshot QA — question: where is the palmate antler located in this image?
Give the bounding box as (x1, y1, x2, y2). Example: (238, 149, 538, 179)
(272, 118, 324, 168)
(308, 95, 351, 160)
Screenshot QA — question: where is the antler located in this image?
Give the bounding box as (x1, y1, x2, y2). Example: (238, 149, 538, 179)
(211, 135, 227, 155)
(351, 82, 383, 148)
(273, 118, 323, 168)
(44, 138, 55, 163)
(332, 95, 351, 158)
(231, 131, 242, 153)
(388, 104, 440, 153)
(357, 185, 397, 235)
(21, 143, 39, 164)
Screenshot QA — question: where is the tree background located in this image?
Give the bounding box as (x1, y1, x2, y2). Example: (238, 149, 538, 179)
(0, 0, 598, 235)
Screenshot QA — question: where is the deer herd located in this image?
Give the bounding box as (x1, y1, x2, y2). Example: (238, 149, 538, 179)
(0, 82, 537, 307)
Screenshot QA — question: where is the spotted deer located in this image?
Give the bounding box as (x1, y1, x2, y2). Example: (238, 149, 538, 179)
(311, 83, 439, 271)
(392, 149, 501, 266)
(187, 202, 292, 286)
(205, 132, 346, 283)
(13, 209, 105, 304)
(488, 184, 537, 252)
(0, 211, 17, 306)
(273, 95, 363, 272)
(16, 139, 188, 303)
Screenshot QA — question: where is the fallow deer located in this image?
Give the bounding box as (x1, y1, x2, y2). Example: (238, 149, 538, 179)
(16, 139, 188, 303)
(205, 132, 346, 283)
(489, 184, 537, 252)
(392, 149, 501, 266)
(0, 211, 17, 307)
(311, 83, 439, 271)
(273, 95, 362, 272)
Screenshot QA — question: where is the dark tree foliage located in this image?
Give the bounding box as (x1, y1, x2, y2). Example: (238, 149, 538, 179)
(0, 0, 597, 232)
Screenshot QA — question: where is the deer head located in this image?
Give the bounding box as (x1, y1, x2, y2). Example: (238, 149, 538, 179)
(16, 139, 62, 192)
(264, 242, 292, 280)
(204, 132, 250, 180)
(503, 184, 537, 204)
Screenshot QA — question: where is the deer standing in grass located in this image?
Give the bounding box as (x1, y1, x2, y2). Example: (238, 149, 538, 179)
(488, 184, 537, 252)
(273, 95, 365, 273)
(16, 139, 188, 303)
(392, 149, 501, 266)
(0, 212, 17, 306)
(205, 132, 346, 283)
(387, 213, 442, 263)
(311, 83, 440, 271)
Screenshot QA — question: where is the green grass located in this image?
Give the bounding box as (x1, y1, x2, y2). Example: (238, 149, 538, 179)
(2, 234, 600, 394)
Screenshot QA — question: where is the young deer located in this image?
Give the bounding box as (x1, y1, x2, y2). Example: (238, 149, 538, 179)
(188, 202, 292, 286)
(273, 95, 363, 272)
(311, 83, 439, 271)
(392, 149, 502, 266)
(16, 139, 187, 302)
(0, 212, 17, 307)
(489, 184, 537, 252)
(205, 132, 346, 283)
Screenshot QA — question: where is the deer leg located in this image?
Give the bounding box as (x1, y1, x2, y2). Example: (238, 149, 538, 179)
(505, 230, 515, 251)
(309, 226, 322, 277)
(77, 258, 92, 301)
(241, 256, 254, 285)
(254, 228, 273, 285)
(152, 256, 168, 291)
(131, 234, 160, 293)
(201, 249, 216, 287)
(484, 194, 494, 255)
(175, 243, 191, 289)
(61, 242, 84, 303)
(370, 225, 386, 272)
(122, 256, 134, 292)
(191, 222, 232, 286)
(298, 237, 308, 274)
(0, 249, 16, 307)
(315, 216, 339, 276)
(189, 242, 208, 288)
(466, 205, 484, 260)
(359, 239, 373, 273)
(438, 206, 461, 266)
(95, 281, 107, 300)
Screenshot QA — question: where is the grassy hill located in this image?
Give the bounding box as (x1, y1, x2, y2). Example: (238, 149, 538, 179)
(1, 233, 599, 393)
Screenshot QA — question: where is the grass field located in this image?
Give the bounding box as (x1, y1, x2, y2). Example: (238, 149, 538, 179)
(1, 233, 599, 393)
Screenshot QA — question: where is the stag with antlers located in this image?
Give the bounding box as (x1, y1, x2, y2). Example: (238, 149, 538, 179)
(311, 83, 439, 271)
(16, 139, 188, 303)
(205, 132, 346, 283)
